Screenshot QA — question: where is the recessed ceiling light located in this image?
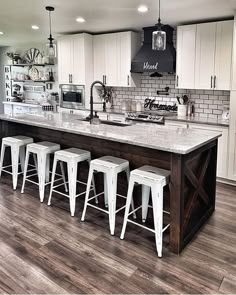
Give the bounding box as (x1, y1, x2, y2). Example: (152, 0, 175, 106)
(76, 17, 86, 23)
(32, 25, 39, 30)
(138, 5, 148, 13)
(0, 31, 4, 35)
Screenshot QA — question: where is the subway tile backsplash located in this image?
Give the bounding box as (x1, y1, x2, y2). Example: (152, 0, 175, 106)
(112, 73, 230, 119)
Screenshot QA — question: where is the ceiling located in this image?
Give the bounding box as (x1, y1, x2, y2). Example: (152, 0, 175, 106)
(0, 0, 235, 46)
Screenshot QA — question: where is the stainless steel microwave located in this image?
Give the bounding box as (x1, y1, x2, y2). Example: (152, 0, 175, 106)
(60, 84, 85, 109)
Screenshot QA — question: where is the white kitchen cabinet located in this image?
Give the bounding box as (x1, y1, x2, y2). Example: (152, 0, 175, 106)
(188, 123, 229, 179)
(228, 91, 236, 181)
(93, 35, 106, 83)
(58, 33, 93, 85)
(176, 24, 197, 89)
(231, 16, 236, 90)
(3, 102, 41, 115)
(194, 20, 233, 90)
(93, 31, 141, 87)
(195, 22, 217, 90)
(58, 36, 73, 84)
(177, 20, 233, 91)
(214, 21, 234, 90)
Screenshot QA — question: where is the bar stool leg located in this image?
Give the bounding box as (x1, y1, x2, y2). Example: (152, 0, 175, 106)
(33, 154, 38, 173)
(11, 145, 20, 190)
(45, 154, 50, 183)
(120, 178, 135, 240)
(81, 168, 94, 221)
(37, 152, 47, 203)
(104, 173, 108, 208)
(92, 175, 98, 204)
(48, 157, 58, 206)
(87, 158, 98, 204)
(21, 148, 30, 194)
(152, 184, 163, 258)
(19, 146, 25, 173)
(59, 161, 68, 193)
(107, 171, 117, 235)
(68, 160, 78, 217)
(0, 143, 6, 178)
(126, 168, 136, 219)
(142, 184, 151, 223)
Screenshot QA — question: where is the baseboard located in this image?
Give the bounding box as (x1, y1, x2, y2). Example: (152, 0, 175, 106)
(217, 177, 236, 186)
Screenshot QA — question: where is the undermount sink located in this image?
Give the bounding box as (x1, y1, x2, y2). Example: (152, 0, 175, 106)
(76, 118, 132, 127)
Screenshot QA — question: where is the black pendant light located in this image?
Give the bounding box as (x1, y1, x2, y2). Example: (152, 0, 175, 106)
(152, 0, 166, 51)
(46, 6, 55, 57)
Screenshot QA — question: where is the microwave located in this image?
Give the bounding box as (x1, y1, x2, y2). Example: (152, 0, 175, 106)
(60, 84, 85, 109)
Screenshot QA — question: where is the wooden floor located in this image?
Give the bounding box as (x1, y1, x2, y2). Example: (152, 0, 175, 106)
(0, 176, 236, 294)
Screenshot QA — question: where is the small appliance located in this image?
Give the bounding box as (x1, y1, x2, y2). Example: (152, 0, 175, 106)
(60, 84, 85, 109)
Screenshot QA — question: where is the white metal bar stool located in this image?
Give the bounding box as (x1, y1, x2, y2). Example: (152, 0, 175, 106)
(81, 156, 136, 235)
(21, 141, 66, 203)
(48, 148, 97, 217)
(120, 165, 170, 257)
(0, 136, 34, 190)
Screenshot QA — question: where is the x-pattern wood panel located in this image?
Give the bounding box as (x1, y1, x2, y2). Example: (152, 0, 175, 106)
(183, 150, 212, 232)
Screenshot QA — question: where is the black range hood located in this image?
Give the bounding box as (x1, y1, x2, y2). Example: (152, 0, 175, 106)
(131, 25, 176, 74)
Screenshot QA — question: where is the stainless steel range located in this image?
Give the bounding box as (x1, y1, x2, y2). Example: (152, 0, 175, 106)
(125, 102, 177, 124)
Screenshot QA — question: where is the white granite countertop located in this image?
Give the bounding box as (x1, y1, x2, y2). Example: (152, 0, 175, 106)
(3, 101, 41, 108)
(165, 115, 229, 127)
(0, 113, 221, 155)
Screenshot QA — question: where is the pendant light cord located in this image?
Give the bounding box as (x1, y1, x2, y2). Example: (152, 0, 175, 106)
(49, 11, 52, 36)
(158, 0, 161, 24)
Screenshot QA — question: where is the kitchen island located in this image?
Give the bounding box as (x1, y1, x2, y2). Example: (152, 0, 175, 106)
(0, 113, 221, 254)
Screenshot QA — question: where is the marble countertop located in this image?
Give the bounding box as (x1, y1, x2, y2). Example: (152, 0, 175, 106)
(3, 101, 41, 107)
(165, 115, 229, 127)
(0, 113, 221, 155)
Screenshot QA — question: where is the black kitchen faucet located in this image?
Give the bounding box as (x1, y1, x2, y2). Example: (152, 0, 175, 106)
(87, 80, 107, 123)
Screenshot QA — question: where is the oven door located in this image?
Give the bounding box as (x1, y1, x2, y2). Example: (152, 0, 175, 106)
(60, 85, 85, 109)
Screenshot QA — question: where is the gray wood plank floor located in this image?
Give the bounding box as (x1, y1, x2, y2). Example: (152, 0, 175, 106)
(0, 176, 235, 294)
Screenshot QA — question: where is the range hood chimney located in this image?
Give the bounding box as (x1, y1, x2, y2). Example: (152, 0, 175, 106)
(131, 25, 176, 74)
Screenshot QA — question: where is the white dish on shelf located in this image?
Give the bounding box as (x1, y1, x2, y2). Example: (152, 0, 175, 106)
(29, 67, 39, 81)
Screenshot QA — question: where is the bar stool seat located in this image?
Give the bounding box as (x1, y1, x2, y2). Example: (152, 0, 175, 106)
(81, 156, 136, 235)
(0, 135, 34, 190)
(21, 141, 66, 203)
(48, 148, 96, 216)
(120, 165, 170, 257)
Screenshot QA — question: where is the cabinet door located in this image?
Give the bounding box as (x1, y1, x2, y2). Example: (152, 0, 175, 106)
(189, 123, 229, 179)
(176, 25, 196, 89)
(58, 37, 73, 84)
(195, 23, 216, 90)
(72, 35, 85, 84)
(93, 35, 106, 82)
(228, 91, 236, 180)
(214, 20, 233, 91)
(105, 33, 119, 86)
(119, 32, 131, 87)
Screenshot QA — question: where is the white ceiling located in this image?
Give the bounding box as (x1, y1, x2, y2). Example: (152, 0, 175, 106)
(0, 0, 235, 46)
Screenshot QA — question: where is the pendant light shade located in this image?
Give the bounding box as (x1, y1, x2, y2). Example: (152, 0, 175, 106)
(152, 0, 166, 51)
(46, 6, 55, 58)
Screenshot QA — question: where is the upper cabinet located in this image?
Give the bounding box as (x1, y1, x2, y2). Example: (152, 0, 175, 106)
(58, 33, 94, 85)
(176, 20, 234, 91)
(176, 24, 196, 89)
(94, 31, 141, 87)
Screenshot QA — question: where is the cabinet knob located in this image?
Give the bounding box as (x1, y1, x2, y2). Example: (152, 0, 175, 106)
(210, 76, 213, 89)
(127, 75, 130, 86)
(176, 75, 179, 87)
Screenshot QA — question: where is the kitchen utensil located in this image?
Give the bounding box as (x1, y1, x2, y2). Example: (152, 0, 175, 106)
(183, 95, 189, 104)
(176, 96, 181, 104)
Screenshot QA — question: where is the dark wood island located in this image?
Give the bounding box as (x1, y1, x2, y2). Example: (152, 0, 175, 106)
(0, 113, 221, 254)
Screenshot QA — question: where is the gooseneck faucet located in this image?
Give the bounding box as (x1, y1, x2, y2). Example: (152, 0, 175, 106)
(89, 80, 107, 122)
